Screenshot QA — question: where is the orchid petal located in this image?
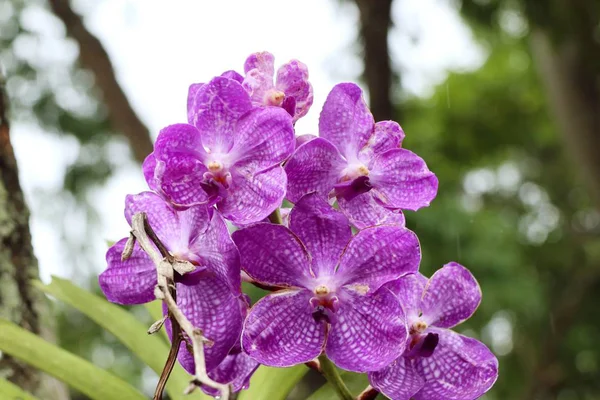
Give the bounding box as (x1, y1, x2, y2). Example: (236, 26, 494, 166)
(242, 289, 326, 367)
(289, 193, 351, 277)
(285, 137, 346, 203)
(319, 83, 374, 159)
(421, 263, 482, 329)
(337, 192, 405, 229)
(370, 148, 438, 211)
(337, 225, 421, 292)
(369, 357, 425, 400)
(99, 238, 156, 305)
(326, 286, 408, 372)
(232, 223, 312, 288)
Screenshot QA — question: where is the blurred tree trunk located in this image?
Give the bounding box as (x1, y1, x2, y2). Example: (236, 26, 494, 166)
(353, 0, 395, 121)
(529, 13, 600, 206)
(0, 78, 69, 399)
(48, 0, 153, 164)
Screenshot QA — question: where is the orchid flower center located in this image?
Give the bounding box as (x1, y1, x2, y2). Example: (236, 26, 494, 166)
(265, 89, 285, 107)
(340, 163, 370, 182)
(406, 318, 439, 359)
(310, 283, 339, 323)
(203, 157, 232, 188)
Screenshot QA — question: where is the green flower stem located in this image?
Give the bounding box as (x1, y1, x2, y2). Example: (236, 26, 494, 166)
(318, 355, 354, 400)
(268, 208, 283, 225)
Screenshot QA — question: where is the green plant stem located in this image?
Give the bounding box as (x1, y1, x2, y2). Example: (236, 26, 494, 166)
(268, 208, 283, 225)
(317, 355, 354, 400)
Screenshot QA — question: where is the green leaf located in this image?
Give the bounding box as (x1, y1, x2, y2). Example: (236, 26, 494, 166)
(0, 378, 39, 400)
(306, 371, 372, 400)
(35, 277, 209, 400)
(0, 319, 145, 400)
(239, 365, 308, 400)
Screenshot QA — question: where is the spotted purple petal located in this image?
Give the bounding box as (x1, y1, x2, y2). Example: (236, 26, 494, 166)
(421, 262, 482, 329)
(232, 223, 312, 288)
(187, 210, 241, 294)
(218, 165, 287, 225)
(220, 70, 244, 83)
(319, 83, 374, 159)
(164, 276, 244, 372)
(289, 193, 352, 277)
(187, 83, 204, 124)
(284, 137, 346, 203)
(370, 148, 438, 211)
(336, 225, 421, 293)
(189, 76, 253, 153)
(413, 328, 498, 400)
(244, 51, 275, 75)
(124, 191, 180, 241)
(385, 273, 428, 322)
(359, 121, 405, 159)
(369, 357, 425, 400)
(337, 192, 405, 229)
(230, 107, 294, 170)
(276, 60, 313, 121)
(326, 286, 408, 372)
(152, 156, 212, 208)
(142, 152, 159, 194)
(99, 239, 156, 305)
(203, 348, 260, 396)
(295, 134, 317, 148)
(242, 289, 326, 367)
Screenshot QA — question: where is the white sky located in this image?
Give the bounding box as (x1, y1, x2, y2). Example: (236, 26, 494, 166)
(10, 0, 483, 281)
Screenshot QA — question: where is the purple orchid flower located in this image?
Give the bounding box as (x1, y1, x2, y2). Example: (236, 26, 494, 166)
(202, 343, 260, 396)
(369, 263, 499, 400)
(144, 76, 295, 225)
(232, 193, 421, 372)
(285, 83, 438, 229)
(99, 191, 244, 371)
(243, 51, 314, 122)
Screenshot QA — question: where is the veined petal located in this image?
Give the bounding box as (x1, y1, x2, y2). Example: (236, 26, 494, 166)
(337, 226, 421, 292)
(337, 192, 405, 229)
(188, 210, 241, 293)
(164, 276, 244, 372)
(285, 137, 346, 203)
(276, 60, 313, 121)
(359, 121, 405, 159)
(124, 191, 179, 245)
(153, 156, 212, 208)
(369, 357, 425, 400)
(242, 289, 326, 367)
(421, 263, 482, 329)
(221, 70, 244, 83)
(203, 349, 260, 396)
(142, 152, 159, 193)
(384, 273, 428, 322)
(230, 107, 295, 170)
(218, 165, 287, 225)
(187, 83, 204, 124)
(370, 148, 438, 211)
(319, 83, 374, 159)
(154, 123, 206, 161)
(413, 328, 498, 400)
(289, 193, 351, 277)
(190, 76, 253, 152)
(232, 223, 312, 288)
(295, 134, 317, 148)
(244, 51, 275, 75)
(243, 52, 276, 107)
(99, 238, 156, 305)
(326, 286, 407, 372)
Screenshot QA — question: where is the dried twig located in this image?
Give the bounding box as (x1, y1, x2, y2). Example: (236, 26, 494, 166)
(356, 385, 378, 400)
(126, 212, 230, 399)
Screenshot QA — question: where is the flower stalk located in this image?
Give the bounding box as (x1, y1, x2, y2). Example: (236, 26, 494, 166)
(317, 355, 354, 400)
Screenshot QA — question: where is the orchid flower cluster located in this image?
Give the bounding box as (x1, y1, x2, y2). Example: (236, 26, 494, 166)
(99, 51, 498, 399)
